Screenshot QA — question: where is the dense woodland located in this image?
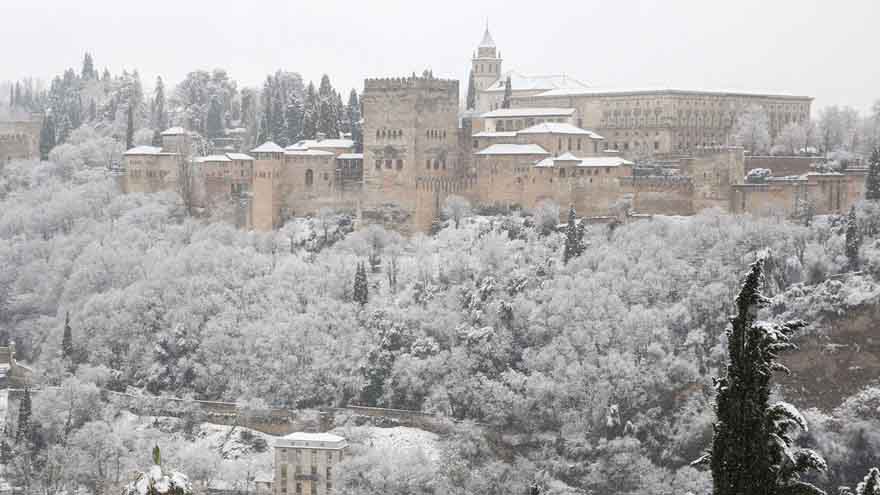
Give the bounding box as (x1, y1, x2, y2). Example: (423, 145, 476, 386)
(2, 143, 880, 494)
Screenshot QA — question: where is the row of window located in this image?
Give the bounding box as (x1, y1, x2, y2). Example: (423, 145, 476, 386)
(426, 129, 447, 139)
(128, 170, 169, 179)
(206, 170, 249, 178)
(376, 128, 403, 139)
(375, 159, 404, 171)
(474, 62, 498, 74)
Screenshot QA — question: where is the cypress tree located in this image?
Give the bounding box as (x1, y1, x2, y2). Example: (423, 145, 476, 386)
(866, 148, 880, 201)
(466, 70, 476, 110)
(126, 103, 134, 150)
(62, 311, 74, 360)
(856, 468, 880, 495)
(347, 89, 362, 151)
(15, 388, 32, 443)
(501, 76, 512, 109)
(39, 114, 55, 160)
(153, 76, 167, 132)
(700, 256, 826, 495)
(845, 206, 861, 270)
(563, 205, 579, 263)
(354, 262, 368, 306)
(301, 82, 318, 139)
(81, 52, 95, 79)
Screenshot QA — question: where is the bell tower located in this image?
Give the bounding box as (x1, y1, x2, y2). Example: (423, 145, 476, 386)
(471, 23, 502, 92)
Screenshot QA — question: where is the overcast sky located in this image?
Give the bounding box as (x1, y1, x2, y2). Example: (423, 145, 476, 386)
(2, 0, 877, 114)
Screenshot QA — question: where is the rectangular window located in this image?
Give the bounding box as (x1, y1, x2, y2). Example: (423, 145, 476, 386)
(295, 483, 302, 495)
(281, 465, 288, 478)
(385, 159, 392, 169)
(374, 160, 381, 170)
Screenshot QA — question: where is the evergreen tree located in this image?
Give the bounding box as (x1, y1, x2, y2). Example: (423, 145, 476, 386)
(284, 94, 303, 145)
(701, 256, 826, 495)
(466, 70, 476, 110)
(126, 103, 135, 150)
(346, 89, 362, 151)
(353, 262, 368, 306)
(81, 52, 95, 79)
(866, 148, 880, 201)
(152, 129, 162, 147)
(563, 205, 580, 263)
(15, 388, 31, 443)
(62, 311, 74, 360)
(856, 468, 880, 495)
(39, 114, 55, 160)
(845, 206, 861, 270)
(9, 85, 14, 108)
(501, 76, 512, 109)
(153, 76, 167, 132)
(206, 95, 224, 139)
(14, 82, 22, 108)
(301, 82, 319, 139)
(270, 83, 287, 145)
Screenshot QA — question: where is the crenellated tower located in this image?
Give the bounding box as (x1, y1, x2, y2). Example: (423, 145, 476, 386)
(361, 75, 464, 231)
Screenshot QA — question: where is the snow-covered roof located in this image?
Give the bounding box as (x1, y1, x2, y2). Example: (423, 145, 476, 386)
(286, 138, 354, 151)
(479, 27, 495, 48)
(485, 71, 590, 93)
(276, 432, 348, 450)
(196, 154, 232, 163)
(337, 153, 364, 160)
(160, 126, 188, 136)
(226, 153, 254, 161)
(472, 131, 518, 138)
(518, 122, 604, 139)
(476, 144, 550, 156)
(250, 142, 285, 153)
(535, 155, 634, 168)
(480, 107, 575, 119)
(284, 149, 335, 157)
(123, 146, 164, 156)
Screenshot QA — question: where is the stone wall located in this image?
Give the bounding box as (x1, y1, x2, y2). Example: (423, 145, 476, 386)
(623, 176, 695, 215)
(744, 156, 817, 176)
(0, 118, 41, 162)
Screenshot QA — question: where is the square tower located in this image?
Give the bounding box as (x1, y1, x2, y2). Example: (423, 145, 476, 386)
(361, 75, 461, 229)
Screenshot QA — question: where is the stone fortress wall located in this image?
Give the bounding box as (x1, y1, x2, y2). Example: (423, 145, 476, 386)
(0, 116, 42, 163)
(120, 27, 866, 232)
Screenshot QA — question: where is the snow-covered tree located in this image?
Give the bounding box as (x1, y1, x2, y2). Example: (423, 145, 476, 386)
(846, 206, 861, 270)
(15, 388, 32, 443)
(353, 262, 368, 306)
(856, 468, 880, 495)
(563, 205, 584, 263)
(866, 148, 880, 201)
(62, 311, 73, 360)
(774, 121, 809, 155)
(701, 256, 826, 495)
(442, 195, 472, 229)
(734, 105, 771, 154)
(123, 445, 193, 495)
(466, 70, 476, 111)
(501, 76, 512, 109)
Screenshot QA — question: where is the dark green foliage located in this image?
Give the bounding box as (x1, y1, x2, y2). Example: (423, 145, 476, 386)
(563, 205, 585, 263)
(152, 76, 167, 132)
(206, 95, 224, 139)
(16, 388, 32, 443)
(845, 206, 861, 270)
(856, 468, 880, 495)
(39, 115, 55, 160)
(501, 76, 512, 109)
(62, 311, 73, 360)
(347, 89, 362, 152)
(466, 70, 476, 110)
(81, 52, 95, 80)
(867, 148, 880, 201)
(153, 444, 161, 466)
(125, 103, 134, 150)
(705, 256, 826, 495)
(353, 262, 368, 306)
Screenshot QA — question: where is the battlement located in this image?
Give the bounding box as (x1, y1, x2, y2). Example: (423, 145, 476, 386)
(364, 76, 458, 94)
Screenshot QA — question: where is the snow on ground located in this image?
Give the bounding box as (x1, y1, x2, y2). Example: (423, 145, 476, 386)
(330, 425, 442, 462)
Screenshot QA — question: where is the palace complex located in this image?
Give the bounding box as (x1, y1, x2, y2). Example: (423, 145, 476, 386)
(121, 27, 867, 233)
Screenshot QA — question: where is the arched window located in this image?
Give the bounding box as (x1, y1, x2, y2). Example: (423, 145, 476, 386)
(305, 169, 314, 186)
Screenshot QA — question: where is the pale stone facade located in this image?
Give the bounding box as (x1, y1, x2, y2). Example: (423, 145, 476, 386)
(273, 433, 347, 495)
(471, 28, 812, 156)
(0, 116, 41, 163)
(119, 26, 864, 233)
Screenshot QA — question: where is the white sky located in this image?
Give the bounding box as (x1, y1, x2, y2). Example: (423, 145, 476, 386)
(1, 0, 877, 114)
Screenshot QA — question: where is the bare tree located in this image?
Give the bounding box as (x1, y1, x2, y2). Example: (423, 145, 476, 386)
(441, 195, 472, 229)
